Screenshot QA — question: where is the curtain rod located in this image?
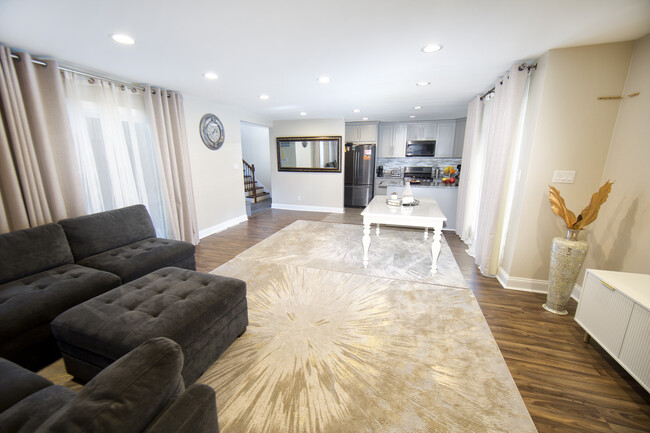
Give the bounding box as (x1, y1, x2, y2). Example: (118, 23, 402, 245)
(480, 62, 537, 101)
(10, 52, 162, 94)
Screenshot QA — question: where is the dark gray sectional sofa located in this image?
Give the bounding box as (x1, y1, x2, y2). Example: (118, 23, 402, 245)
(0, 205, 196, 371)
(0, 337, 219, 433)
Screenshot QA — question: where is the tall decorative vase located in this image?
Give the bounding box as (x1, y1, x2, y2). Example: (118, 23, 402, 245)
(543, 228, 589, 315)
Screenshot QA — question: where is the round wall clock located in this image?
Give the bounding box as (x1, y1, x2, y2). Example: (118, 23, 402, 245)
(199, 113, 225, 150)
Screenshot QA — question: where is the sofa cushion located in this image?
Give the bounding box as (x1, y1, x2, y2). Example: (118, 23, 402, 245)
(77, 238, 196, 283)
(0, 358, 54, 412)
(0, 224, 73, 285)
(0, 265, 121, 345)
(35, 337, 185, 433)
(59, 205, 156, 262)
(0, 385, 75, 433)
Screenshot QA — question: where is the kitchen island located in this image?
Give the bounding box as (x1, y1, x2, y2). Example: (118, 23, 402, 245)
(385, 183, 458, 230)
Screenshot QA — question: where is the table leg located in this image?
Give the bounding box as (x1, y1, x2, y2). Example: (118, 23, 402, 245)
(430, 226, 442, 275)
(376, 224, 381, 236)
(362, 221, 371, 268)
(424, 227, 429, 240)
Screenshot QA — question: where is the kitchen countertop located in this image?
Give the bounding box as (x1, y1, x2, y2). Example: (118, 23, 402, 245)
(377, 178, 459, 189)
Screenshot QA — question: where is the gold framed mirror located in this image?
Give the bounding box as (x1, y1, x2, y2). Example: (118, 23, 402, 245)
(276, 136, 342, 172)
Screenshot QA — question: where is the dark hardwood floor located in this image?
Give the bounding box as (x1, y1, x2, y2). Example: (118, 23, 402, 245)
(197, 208, 650, 433)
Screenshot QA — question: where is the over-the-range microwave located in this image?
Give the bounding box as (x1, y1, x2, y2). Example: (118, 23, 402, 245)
(405, 140, 436, 157)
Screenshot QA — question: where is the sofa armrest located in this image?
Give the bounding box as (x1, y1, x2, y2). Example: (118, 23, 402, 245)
(144, 384, 219, 433)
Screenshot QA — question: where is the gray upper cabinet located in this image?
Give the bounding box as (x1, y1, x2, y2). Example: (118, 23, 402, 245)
(435, 121, 456, 157)
(378, 123, 406, 157)
(406, 122, 437, 141)
(345, 122, 379, 143)
(453, 118, 467, 158)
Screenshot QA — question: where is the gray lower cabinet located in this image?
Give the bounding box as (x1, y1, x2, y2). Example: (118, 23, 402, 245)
(575, 270, 650, 392)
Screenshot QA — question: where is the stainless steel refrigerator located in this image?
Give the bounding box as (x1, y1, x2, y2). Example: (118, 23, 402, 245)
(344, 143, 375, 207)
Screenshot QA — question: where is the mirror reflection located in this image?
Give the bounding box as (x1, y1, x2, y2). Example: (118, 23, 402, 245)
(276, 136, 342, 172)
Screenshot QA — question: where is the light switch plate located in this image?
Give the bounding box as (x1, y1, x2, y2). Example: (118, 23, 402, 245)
(552, 170, 575, 183)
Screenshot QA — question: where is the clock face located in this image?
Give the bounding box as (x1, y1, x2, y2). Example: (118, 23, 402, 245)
(199, 114, 225, 150)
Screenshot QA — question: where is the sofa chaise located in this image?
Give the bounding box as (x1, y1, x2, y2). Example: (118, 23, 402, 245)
(0, 205, 196, 370)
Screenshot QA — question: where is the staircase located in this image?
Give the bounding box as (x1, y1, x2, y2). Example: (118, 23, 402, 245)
(243, 159, 271, 216)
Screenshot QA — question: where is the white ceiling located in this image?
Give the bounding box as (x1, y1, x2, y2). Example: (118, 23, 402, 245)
(1, 0, 649, 122)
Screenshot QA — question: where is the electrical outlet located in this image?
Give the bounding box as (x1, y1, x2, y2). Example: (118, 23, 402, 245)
(297, 195, 301, 201)
(552, 170, 575, 183)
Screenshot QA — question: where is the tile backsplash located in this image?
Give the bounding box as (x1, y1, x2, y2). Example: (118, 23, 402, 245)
(377, 157, 462, 173)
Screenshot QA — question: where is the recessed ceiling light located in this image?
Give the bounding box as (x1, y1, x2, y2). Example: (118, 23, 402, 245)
(413, 106, 422, 110)
(409, 115, 416, 119)
(421, 44, 442, 53)
(353, 109, 361, 113)
(111, 34, 135, 45)
(259, 94, 269, 100)
(203, 72, 218, 80)
(299, 112, 307, 116)
(416, 81, 431, 87)
(317, 76, 331, 84)
(362, 117, 368, 121)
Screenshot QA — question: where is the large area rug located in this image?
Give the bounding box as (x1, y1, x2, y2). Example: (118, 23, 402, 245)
(200, 221, 536, 433)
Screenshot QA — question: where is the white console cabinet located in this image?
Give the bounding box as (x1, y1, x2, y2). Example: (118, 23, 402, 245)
(575, 269, 650, 392)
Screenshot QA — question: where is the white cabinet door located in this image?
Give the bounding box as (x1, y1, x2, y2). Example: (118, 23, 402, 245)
(378, 124, 394, 157)
(618, 304, 650, 390)
(422, 123, 437, 140)
(406, 123, 423, 141)
(576, 273, 635, 357)
(435, 122, 456, 157)
(346, 122, 378, 143)
(406, 122, 436, 141)
(453, 118, 466, 158)
(345, 124, 359, 142)
(358, 124, 378, 142)
(392, 124, 407, 157)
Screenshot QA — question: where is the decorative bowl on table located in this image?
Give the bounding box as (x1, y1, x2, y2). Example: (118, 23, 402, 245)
(386, 198, 402, 206)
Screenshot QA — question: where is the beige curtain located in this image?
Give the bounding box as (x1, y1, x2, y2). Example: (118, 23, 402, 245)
(0, 46, 84, 233)
(144, 86, 199, 244)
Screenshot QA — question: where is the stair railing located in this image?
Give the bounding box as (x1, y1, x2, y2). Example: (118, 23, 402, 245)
(242, 159, 258, 203)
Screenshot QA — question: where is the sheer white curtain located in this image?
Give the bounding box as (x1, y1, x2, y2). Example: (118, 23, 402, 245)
(63, 72, 169, 237)
(472, 65, 529, 276)
(455, 96, 484, 246)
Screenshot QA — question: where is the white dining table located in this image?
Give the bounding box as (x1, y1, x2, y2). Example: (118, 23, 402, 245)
(360, 195, 447, 274)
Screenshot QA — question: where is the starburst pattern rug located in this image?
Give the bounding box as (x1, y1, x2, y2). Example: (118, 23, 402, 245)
(200, 221, 536, 433)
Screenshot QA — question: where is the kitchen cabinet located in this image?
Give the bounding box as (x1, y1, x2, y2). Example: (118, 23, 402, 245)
(453, 118, 466, 158)
(378, 123, 407, 157)
(345, 122, 378, 143)
(575, 270, 650, 393)
(435, 121, 456, 157)
(386, 185, 458, 230)
(406, 122, 437, 141)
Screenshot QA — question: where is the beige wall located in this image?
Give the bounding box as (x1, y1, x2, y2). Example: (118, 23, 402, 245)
(270, 119, 345, 212)
(583, 34, 650, 275)
(499, 41, 634, 286)
(183, 93, 272, 238)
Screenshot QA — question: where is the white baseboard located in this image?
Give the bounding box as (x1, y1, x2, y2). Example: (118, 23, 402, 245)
(271, 203, 344, 213)
(199, 214, 248, 239)
(497, 267, 581, 301)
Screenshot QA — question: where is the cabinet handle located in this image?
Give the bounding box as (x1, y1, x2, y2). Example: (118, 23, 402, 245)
(601, 281, 615, 291)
